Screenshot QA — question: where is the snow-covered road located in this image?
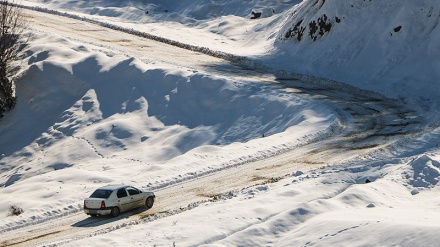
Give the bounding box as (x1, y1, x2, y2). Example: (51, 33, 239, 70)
(25, 9, 228, 70)
(0, 7, 428, 247)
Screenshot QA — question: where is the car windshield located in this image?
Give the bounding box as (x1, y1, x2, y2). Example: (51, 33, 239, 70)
(89, 189, 112, 199)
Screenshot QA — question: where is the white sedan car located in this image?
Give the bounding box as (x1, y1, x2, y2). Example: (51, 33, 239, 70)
(84, 184, 155, 217)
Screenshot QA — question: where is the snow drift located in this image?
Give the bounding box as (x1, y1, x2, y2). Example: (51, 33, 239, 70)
(0, 32, 333, 219)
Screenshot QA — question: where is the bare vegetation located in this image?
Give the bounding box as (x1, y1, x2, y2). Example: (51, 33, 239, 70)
(0, 0, 28, 117)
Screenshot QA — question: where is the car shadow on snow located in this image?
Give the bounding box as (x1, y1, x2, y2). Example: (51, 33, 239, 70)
(72, 207, 148, 228)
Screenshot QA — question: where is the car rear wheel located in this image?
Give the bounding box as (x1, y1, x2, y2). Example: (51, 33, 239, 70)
(110, 207, 120, 217)
(145, 197, 154, 209)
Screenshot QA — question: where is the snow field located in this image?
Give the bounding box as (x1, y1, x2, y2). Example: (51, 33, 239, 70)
(1, 0, 440, 246)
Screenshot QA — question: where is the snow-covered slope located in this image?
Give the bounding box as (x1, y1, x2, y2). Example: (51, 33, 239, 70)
(2, 0, 440, 246)
(21, 0, 301, 21)
(272, 0, 440, 105)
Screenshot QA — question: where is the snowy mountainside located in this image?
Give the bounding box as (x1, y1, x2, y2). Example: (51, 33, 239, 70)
(23, 0, 302, 22)
(271, 0, 440, 105)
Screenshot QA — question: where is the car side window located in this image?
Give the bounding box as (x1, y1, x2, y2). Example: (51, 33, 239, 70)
(117, 188, 128, 198)
(127, 187, 140, 195)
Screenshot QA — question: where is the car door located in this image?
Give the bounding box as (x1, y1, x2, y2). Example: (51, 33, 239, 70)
(127, 187, 143, 208)
(116, 188, 132, 211)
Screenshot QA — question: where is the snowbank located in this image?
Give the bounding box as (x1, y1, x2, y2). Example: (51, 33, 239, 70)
(0, 31, 334, 221)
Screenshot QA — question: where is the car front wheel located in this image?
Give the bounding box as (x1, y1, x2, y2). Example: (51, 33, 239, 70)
(145, 197, 154, 209)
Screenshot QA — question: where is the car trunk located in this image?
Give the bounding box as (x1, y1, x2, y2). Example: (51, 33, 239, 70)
(84, 198, 104, 209)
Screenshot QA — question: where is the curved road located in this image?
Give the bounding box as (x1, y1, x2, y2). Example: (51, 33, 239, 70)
(0, 8, 425, 247)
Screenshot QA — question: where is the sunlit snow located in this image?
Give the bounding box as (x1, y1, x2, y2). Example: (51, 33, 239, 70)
(1, 0, 440, 246)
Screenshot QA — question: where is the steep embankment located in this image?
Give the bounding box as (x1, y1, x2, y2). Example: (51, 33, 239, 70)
(272, 0, 440, 105)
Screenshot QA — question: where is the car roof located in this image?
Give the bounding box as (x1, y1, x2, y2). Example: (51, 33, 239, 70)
(97, 184, 127, 190)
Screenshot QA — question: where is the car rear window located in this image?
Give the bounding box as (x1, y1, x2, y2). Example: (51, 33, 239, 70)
(90, 189, 112, 199)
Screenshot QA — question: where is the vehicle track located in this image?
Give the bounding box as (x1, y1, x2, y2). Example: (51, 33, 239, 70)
(0, 7, 426, 247)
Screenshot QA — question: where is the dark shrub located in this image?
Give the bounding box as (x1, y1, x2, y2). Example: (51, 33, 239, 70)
(8, 205, 24, 216)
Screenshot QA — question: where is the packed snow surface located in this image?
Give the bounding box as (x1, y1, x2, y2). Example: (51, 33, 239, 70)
(1, 0, 440, 246)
